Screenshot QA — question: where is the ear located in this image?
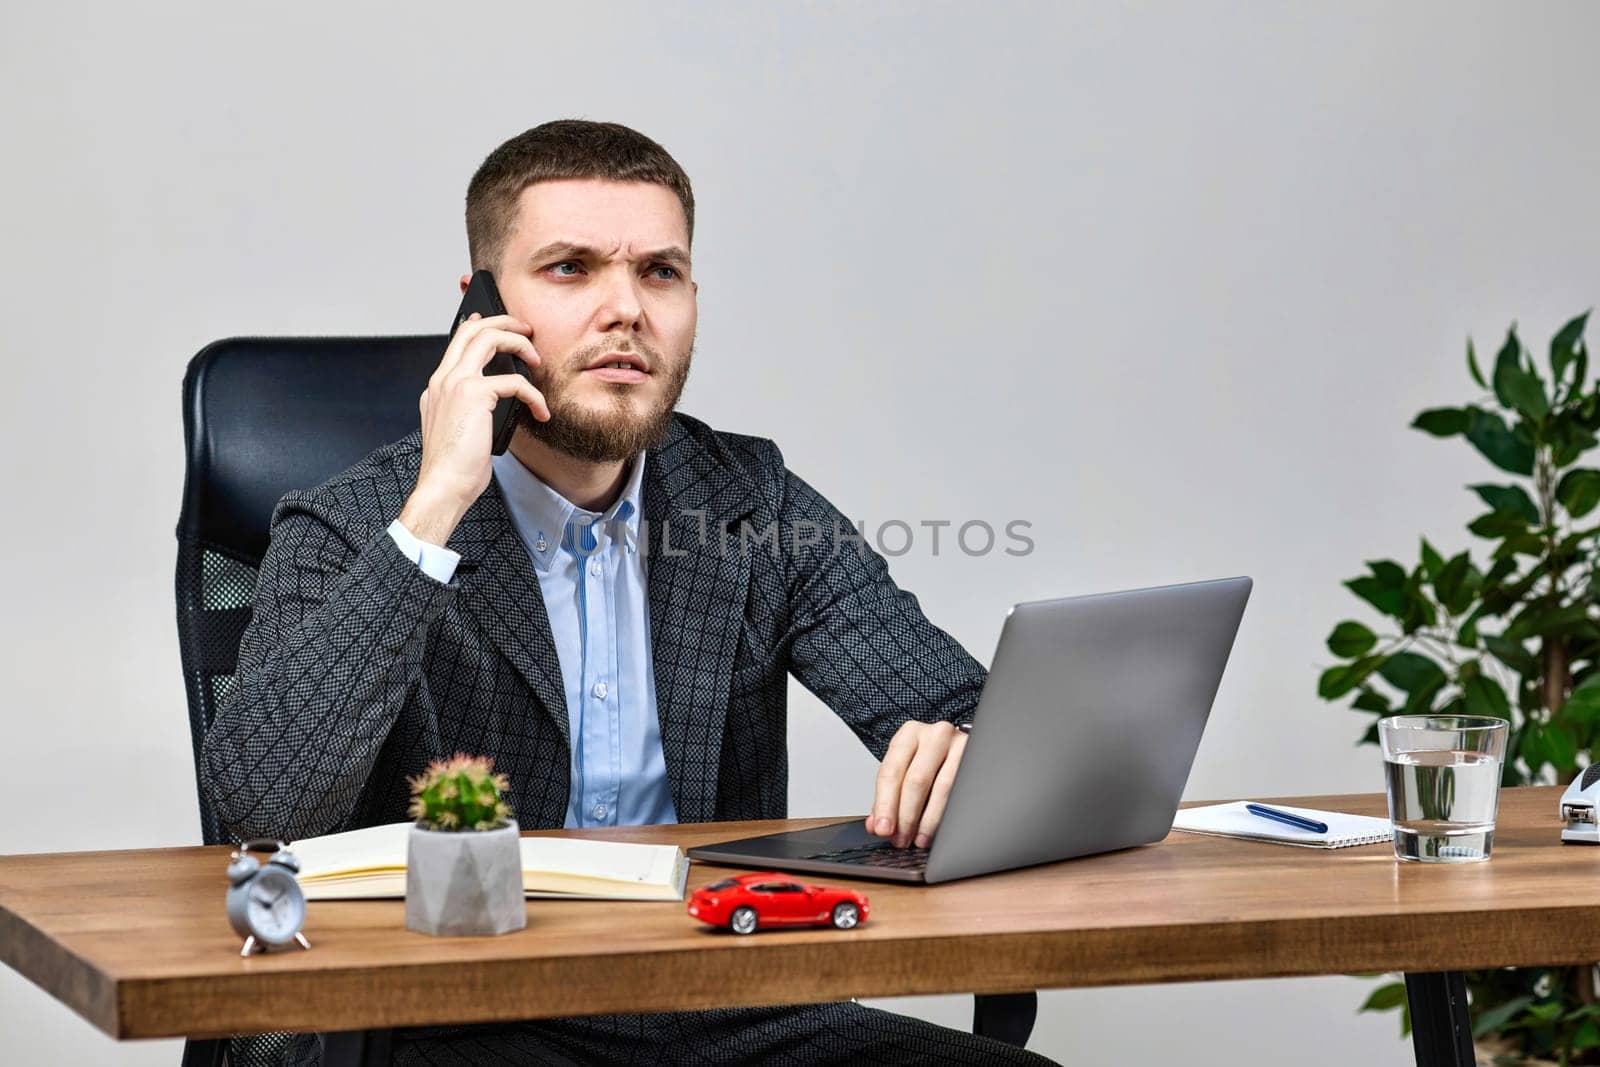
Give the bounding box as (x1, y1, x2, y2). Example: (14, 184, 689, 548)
(459, 273, 472, 294)
(692, 280, 699, 296)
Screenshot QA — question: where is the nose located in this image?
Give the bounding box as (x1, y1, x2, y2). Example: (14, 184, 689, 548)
(595, 265, 644, 332)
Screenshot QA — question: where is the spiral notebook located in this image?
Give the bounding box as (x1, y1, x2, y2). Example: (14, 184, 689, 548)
(1171, 801, 1392, 849)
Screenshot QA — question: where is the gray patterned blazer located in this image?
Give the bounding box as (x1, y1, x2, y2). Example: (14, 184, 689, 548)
(201, 412, 985, 843)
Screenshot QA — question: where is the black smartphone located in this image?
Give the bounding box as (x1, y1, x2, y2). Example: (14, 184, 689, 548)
(449, 269, 534, 455)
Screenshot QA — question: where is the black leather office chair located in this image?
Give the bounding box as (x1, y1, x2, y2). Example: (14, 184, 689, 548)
(175, 335, 443, 1066)
(173, 335, 1036, 1065)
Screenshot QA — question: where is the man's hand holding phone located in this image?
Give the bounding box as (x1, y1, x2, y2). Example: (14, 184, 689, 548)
(398, 312, 549, 546)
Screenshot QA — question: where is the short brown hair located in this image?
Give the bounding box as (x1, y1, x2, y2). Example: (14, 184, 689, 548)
(465, 120, 696, 273)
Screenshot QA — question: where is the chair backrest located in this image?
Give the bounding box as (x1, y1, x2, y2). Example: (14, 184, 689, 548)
(174, 335, 444, 845)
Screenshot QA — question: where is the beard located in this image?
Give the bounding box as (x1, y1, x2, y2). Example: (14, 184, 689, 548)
(516, 340, 693, 463)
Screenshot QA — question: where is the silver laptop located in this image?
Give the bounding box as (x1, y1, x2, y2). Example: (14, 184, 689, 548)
(687, 575, 1252, 884)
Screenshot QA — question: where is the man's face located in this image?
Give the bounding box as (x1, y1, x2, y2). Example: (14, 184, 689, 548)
(469, 177, 698, 463)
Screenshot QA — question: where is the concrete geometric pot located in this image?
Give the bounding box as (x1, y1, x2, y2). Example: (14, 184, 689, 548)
(404, 821, 526, 937)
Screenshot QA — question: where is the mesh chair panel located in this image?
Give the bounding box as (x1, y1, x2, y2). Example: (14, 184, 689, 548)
(174, 540, 259, 847)
(226, 1032, 292, 1067)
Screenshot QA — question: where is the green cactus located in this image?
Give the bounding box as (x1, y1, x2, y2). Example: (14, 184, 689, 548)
(406, 752, 514, 831)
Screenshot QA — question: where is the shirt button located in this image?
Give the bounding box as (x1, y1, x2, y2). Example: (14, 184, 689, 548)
(593, 804, 607, 820)
(592, 681, 608, 699)
(589, 559, 602, 576)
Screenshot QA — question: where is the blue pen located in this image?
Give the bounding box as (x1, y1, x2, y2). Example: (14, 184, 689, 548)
(1246, 803, 1329, 834)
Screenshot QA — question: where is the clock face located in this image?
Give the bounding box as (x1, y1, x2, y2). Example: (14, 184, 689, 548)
(245, 866, 306, 945)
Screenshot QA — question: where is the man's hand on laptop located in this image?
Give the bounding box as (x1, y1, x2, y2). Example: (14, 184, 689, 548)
(865, 720, 968, 849)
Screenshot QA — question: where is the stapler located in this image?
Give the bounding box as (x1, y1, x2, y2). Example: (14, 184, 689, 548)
(1559, 765, 1600, 844)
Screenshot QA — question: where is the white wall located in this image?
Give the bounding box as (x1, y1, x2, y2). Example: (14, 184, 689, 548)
(3, 1, 1597, 1063)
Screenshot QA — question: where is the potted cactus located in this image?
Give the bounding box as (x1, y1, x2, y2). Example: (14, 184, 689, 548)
(404, 752, 526, 937)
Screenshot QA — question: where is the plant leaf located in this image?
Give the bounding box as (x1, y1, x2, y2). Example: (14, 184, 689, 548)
(1491, 328, 1521, 407)
(1550, 416, 1598, 468)
(1469, 484, 1542, 524)
(1398, 566, 1438, 633)
(1493, 327, 1550, 420)
(1546, 722, 1579, 772)
(1359, 981, 1408, 1013)
(1551, 309, 1592, 384)
(1465, 408, 1536, 476)
(1467, 337, 1487, 390)
(1557, 469, 1600, 519)
(1560, 685, 1600, 726)
(1328, 621, 1379, 658)
(1377, 651, 1447, 694)
(1521, 722, 1548, 773)
(1352, 688, 1393, 714)
(1463, 674, 1511, 720)
(1506, 602, 1594, 641)
(1346, 561, 1409, 618)
(1420, 538, 1445, 581)
(1319, 655, 1383, 700)
(1402, 676, 1448, 714)
(1412, 407, 1470, 437)
(1474, 994, 1536, 1039)
(1346, 578, 1404, 617)
(1434, 553, 1475, 614)
(1467, 511, 1530, 539)
(1483, 634, 1537, 675)
(1369, 560, 1407, 587)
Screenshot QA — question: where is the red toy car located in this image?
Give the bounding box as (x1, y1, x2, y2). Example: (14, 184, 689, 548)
(687, 872, 870, 934)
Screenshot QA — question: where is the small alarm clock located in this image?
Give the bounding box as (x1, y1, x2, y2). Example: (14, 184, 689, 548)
(226, 839, 311, 957)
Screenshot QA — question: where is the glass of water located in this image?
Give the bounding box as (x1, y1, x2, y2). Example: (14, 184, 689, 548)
(1378, 714, 1508, 862)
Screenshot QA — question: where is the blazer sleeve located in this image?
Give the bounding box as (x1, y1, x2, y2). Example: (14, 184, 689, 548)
(200, 490, 459, 842)
(777, 466, 987, 760)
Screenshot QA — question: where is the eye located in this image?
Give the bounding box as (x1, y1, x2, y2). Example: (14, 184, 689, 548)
(650, 264, 680, 281)
(548, 261, 581, 277)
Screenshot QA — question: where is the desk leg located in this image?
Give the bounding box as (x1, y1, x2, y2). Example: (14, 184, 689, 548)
(973, 992, 1038, 1047)
(1404, 971, 1474, 1067)
(319, 1029, 394, 1067)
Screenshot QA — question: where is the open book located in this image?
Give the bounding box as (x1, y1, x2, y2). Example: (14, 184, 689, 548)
(289, 822, 690, 901)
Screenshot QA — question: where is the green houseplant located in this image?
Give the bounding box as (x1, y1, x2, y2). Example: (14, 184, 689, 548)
(1318, 311, 1597, 1063)
(404, 753, 525, 937)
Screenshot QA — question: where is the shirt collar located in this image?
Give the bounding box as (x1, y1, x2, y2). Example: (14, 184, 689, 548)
(490, 449, 647, 573)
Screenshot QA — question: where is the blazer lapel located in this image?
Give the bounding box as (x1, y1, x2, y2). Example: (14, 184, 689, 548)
(643, 417, 761, 823)
(424, 458, 571, 752)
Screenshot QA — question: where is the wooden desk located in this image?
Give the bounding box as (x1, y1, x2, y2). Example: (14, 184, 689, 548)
(4, 785, 1595, 1066)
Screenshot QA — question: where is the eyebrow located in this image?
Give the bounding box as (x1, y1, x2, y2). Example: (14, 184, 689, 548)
(527, 240, 692, 273)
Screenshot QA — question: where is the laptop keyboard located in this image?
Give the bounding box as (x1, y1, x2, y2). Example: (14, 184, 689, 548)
(801, 840, 931, 870)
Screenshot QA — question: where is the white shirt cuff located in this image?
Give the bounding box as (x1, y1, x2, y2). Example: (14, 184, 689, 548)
(387, 518, 461, 584)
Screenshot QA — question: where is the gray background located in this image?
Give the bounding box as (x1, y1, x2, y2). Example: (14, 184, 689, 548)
(3, 1, 1598, 1063)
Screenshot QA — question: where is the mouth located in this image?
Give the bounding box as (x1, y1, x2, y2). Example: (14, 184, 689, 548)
(583, 352, 650, 384)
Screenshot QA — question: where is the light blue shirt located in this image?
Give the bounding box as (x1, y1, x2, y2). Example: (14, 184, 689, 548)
(386, 450, 676, 829)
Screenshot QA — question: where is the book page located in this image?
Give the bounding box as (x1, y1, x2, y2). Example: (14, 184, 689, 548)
(519, 837, 679, 885)
(290, 822, 687, 900)
(293, 822, 410, 880)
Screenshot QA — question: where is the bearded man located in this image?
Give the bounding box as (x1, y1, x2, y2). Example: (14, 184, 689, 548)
(201, 118, 1058, 1067)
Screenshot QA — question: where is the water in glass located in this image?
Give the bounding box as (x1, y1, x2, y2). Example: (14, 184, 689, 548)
(1383, 748, 1501, 861)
